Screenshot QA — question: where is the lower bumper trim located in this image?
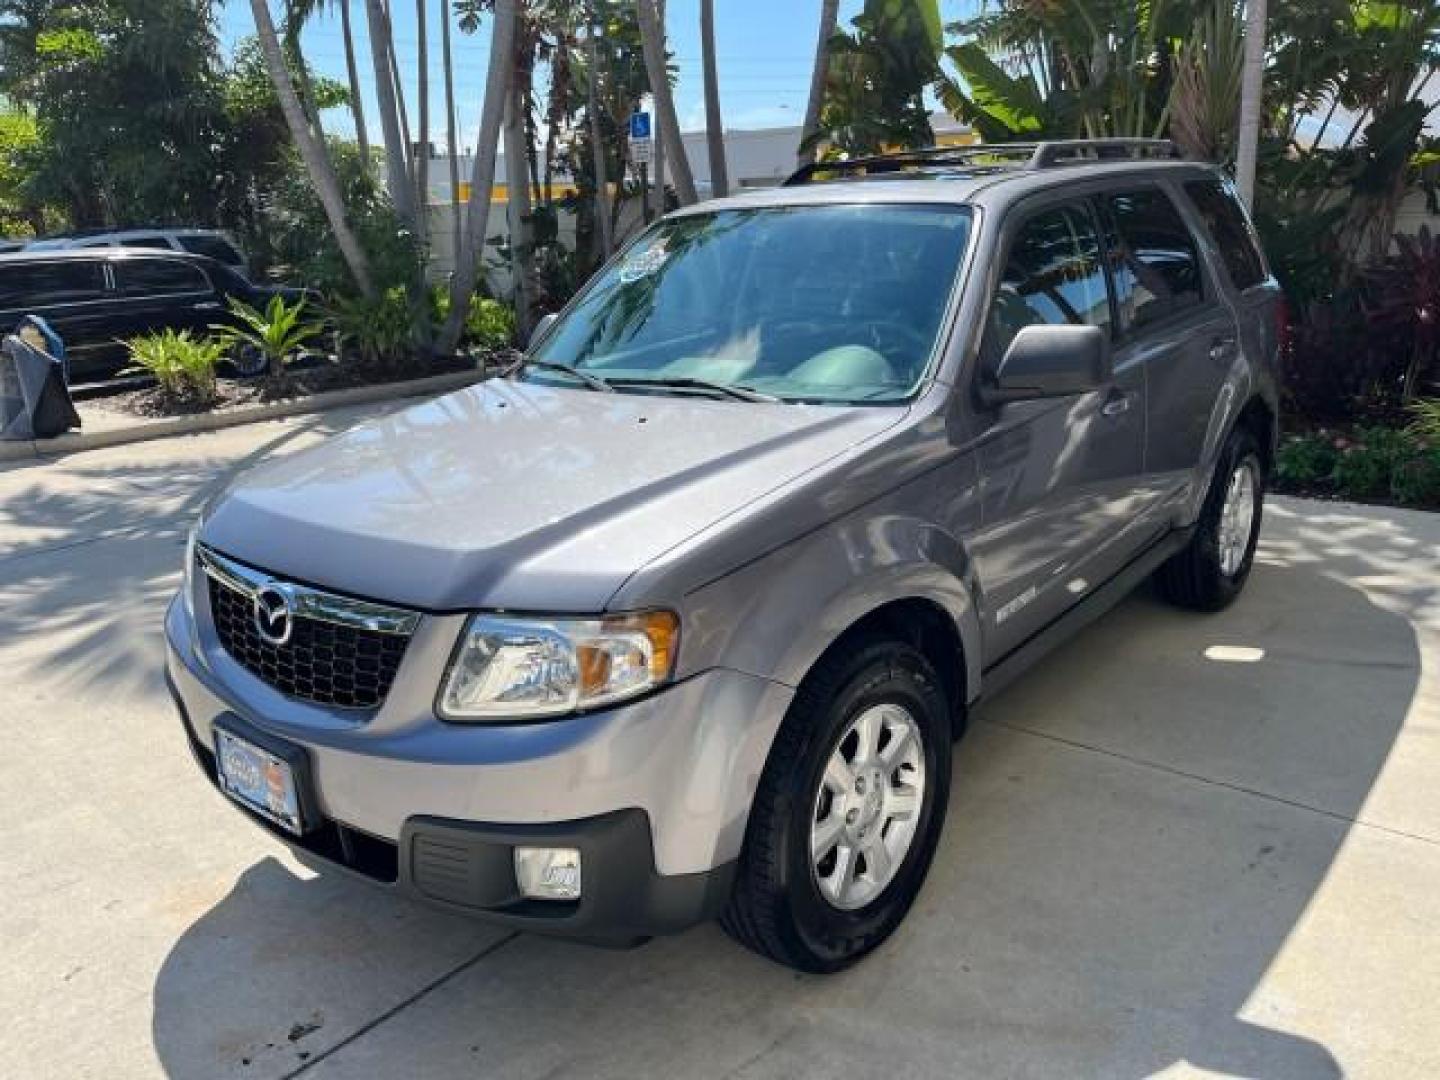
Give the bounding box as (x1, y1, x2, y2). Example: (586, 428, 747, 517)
(169, 670, 734, 941)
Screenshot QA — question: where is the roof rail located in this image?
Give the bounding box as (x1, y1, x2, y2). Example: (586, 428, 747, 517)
(784, 138, 1183, 186)
(1027, 138, 1181, 168)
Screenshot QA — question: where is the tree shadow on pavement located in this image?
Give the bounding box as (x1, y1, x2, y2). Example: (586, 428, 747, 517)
(0, 409, 378, 703)
(150, 512, 1428, 1079)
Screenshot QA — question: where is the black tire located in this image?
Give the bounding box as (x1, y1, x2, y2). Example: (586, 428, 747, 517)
(229, 343, 269, 379)
(721, 636, 952, 973)
(1155, 424, 1265, 612)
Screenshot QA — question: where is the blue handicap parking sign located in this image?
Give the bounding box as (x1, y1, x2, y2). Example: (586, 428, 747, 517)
(629, 112, 652, 140)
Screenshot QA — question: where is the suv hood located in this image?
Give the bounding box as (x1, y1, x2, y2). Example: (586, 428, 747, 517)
(202, 379, 903, 611)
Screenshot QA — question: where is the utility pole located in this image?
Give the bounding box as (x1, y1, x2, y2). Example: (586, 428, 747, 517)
(1235, 0, 1268, 207)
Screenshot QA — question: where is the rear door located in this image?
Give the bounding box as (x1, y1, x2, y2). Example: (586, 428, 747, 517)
(0, 259, 115, 381)
(1100, 185, 1240, 511)
(110, 256, 220, 339)
(968, 198, 1153, 664)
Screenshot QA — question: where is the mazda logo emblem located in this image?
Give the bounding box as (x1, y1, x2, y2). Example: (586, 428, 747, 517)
(253, 584, 294, 647)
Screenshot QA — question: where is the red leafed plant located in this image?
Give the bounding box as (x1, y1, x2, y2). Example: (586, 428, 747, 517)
(1365, 225, 1440, 401)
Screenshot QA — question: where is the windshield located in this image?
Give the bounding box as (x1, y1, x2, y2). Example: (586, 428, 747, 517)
(528, 204, 973, 404)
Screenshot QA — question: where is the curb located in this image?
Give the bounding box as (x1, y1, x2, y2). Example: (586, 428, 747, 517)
(0, 369, 486, 464)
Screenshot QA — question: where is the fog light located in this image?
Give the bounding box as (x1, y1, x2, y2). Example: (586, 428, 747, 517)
(514, 846, 582, 901)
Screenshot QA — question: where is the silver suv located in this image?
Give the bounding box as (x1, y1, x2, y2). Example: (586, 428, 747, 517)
(166, 141, 1281, 972)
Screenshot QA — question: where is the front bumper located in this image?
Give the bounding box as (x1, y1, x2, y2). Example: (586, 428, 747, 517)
(165, 595, 792, 938)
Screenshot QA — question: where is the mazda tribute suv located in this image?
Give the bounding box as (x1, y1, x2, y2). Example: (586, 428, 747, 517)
(166, 140, 1281, 972)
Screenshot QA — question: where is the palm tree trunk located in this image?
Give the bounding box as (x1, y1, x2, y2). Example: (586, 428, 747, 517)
(441, 0, 462, 263)
(586, 6, 613, 260)
(650, 0, 668, 216)
(249, 0, 376, 298)
(364, 0, 417, 227)
(797, 0, 839, 170)
(505, 85, 534, 340)
(1234, 0, 1267, 207)
(700, 0, 728, 198)
(636, 0, 697, 205)
(441, 0, 519, 354)
(339, 0, 372, 169)
(415, 0, 430, 250)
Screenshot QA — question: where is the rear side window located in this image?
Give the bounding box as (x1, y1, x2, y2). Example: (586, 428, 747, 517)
(114, 258, 209, 296)
(177, 235, 243, 265)
(1184, 176, 1266, 290)
(986, 204, 1111, 361)
(0, 260, 107, 309)
(1105, 189, 1204, 331)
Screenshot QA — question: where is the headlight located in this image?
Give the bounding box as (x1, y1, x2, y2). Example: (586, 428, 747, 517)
(438, 611, 680, 721)
(181, 520, 201, 619)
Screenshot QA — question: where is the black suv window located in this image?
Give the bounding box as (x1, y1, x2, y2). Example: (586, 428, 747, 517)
(986, 204, 1111, 361)
(0, 260, 107, 309)
(1105, 189, 1204, 331)
(1184, 176, 1266, 291)
(114, 257, 209, 296)
(177, 235, 243, 265)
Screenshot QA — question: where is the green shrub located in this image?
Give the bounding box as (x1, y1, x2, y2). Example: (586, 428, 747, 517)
(465, 297, 516, 348)
(1275, 433, 1340, 487)
(331, 287, 413, 371)
(121, 330, 225, 405)
(1274, 423, 1440, 508)
(211, 294, 323, 375)
(429, 288, 517, 351)
(1408, 397, 1440, 443)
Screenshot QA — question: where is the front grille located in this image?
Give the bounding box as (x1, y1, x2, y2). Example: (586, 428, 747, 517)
(203, 553, 416, 710)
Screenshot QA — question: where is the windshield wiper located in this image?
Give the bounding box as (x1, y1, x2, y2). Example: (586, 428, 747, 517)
(503, 357, 614, 393)
(605, 376, 780, 403)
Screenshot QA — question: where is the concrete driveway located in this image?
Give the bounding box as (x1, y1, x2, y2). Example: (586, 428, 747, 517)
(2, 404, 1438, 1080)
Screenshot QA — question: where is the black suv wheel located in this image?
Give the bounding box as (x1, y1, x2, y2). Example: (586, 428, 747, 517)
(1156, 424, 1265, 611)
(721, 637, 952, 972)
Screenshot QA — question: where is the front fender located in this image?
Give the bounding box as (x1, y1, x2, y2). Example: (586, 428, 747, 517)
(678, 512, 983, 703)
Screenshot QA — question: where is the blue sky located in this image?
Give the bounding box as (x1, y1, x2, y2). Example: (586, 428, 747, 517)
(219, 1, 976, 148)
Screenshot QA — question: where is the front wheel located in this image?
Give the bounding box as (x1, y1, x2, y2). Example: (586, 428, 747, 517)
(1155, 425, 1265, 611)
(721, 637, 952, 973)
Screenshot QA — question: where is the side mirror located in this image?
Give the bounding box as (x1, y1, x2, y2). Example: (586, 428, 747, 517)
(981, 323, 1111, 406)
(528, 311, 559, 349)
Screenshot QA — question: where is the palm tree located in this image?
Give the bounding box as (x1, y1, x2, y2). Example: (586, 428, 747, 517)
(1235, 0, 1267, 207)
(441, 0, 519, 353)
(363, 0, 417, 228)
(700, 0, 728, 197)
(338, 0, 371, 168)
(415, 0, 431, 255)
(247, 0, 376, 297)
(585, 4, 613, 258)
(441, 0, 462, 259)
(797, 0, 839, 169)
(635, 0, 697, 205)
(504, 63, 535, 338)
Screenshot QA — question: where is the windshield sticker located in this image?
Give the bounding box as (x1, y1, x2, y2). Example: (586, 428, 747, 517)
(619, 241, 671, 283)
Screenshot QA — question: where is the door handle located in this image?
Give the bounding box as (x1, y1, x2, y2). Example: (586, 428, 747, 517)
(193, 300, 223, 311)
(1100, 387, 1133, 418)
(1210, 337, 1238, 365)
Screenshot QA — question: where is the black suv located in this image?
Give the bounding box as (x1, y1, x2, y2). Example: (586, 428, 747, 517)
(0, 249, 302, 384)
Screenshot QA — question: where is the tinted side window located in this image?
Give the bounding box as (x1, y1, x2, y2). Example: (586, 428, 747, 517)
(177, 235, 243, 265)
(0, 260, 107, 309)
(1105, 189, 1204, 331)
(986, 204, 1111, 361)
(1184, 176, 1266, 291)
(114, 258, 209, 296)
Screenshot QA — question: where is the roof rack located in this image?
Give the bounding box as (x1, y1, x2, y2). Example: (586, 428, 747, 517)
(784, 138, 1183, 186)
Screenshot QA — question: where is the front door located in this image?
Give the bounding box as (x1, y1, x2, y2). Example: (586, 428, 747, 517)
(967, 200, 1156, 666)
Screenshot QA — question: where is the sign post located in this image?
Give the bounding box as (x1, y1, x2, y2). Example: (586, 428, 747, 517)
(629, 111, 655, 225)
